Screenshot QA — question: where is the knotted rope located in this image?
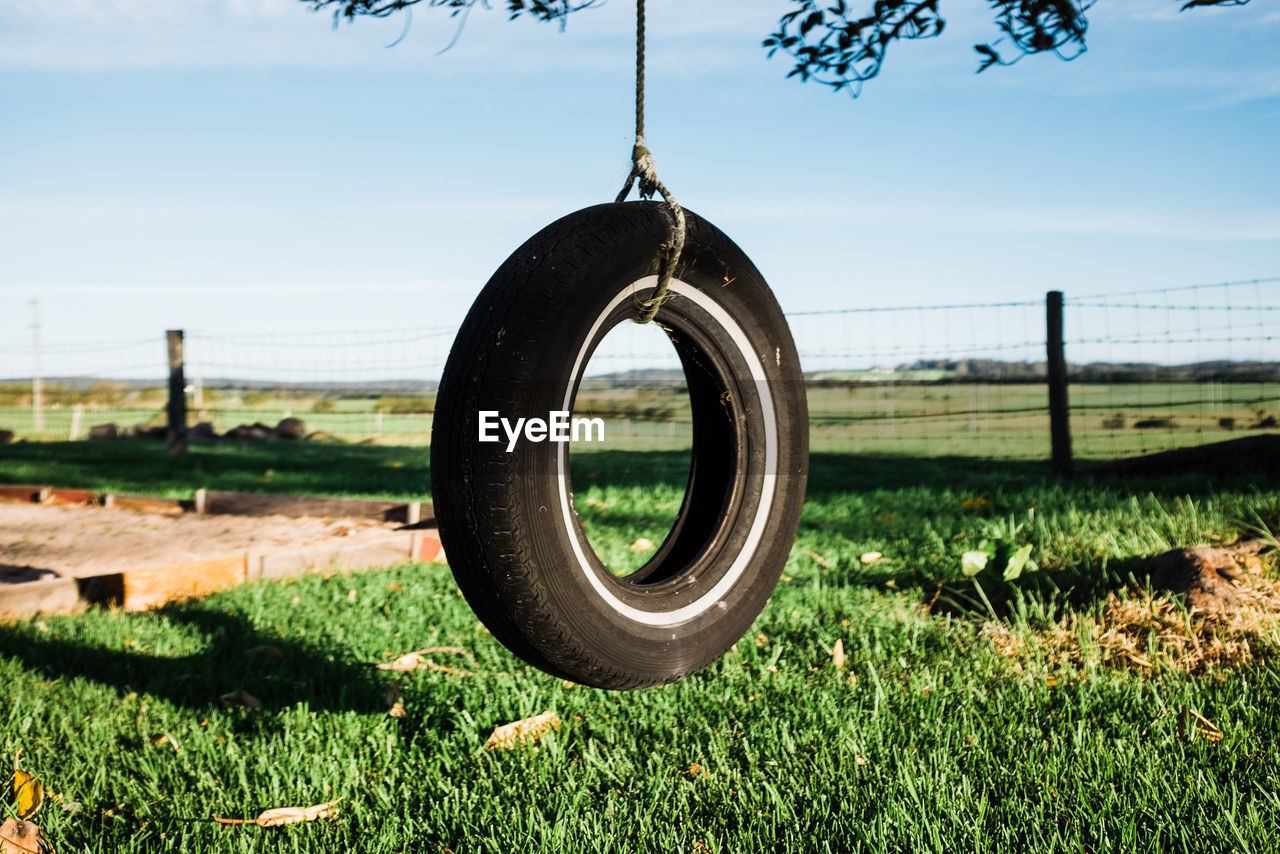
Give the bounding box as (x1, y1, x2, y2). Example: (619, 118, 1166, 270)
(615, 0, 685, 324)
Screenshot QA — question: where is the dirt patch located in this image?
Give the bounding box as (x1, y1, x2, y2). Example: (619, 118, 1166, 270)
(0, 502, 406, 578)
(1148, 539, 1267, 611)
(983, 543, 1280, 674)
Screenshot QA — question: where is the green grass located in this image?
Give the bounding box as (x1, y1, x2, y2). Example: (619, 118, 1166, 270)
(2, 443, 1279, 851)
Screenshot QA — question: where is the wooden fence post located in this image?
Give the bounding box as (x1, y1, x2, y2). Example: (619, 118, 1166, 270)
(166, 330, 187, 455)
(1046, 291, 1073, 476)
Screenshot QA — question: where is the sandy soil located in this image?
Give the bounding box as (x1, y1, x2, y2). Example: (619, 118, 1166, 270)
(0, 502, 406, 580)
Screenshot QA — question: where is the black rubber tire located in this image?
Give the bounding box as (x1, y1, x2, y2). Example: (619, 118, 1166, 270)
(430, 202, 808, 689)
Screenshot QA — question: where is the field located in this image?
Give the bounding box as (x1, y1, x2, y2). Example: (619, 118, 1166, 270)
(1, 438, 1278, 851)
(3, 380, 1278, 472)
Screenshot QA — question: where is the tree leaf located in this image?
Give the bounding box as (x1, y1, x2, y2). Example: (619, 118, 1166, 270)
(0, 818, 47, 854)
(1003, 543, 1035, 581)
(213, 798, 343, 827)
(832, 638, 846, 671)
(961, 551, 990, 576)
(484, 712, 561, 750)
(974, 43, 1001, 72)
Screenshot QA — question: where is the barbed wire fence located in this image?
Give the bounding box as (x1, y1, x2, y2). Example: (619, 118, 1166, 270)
(2, 278, 1277, 465)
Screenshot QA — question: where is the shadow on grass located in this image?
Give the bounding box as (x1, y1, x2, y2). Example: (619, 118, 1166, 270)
(560, 449, 1263, 499)
(0, 601, 451, 727)
(920, 554, 1161, 623)
(0, 438, 430, 500)
(1, 440, 1261, 501)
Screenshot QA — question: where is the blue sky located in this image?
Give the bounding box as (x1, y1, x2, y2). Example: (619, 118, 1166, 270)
(1, 0, 1277, 374)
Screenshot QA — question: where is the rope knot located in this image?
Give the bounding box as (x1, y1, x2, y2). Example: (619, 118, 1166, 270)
(631, 143, 659, 199)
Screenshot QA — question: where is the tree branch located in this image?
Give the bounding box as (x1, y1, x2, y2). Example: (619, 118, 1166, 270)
(303, 0, 1254, 97)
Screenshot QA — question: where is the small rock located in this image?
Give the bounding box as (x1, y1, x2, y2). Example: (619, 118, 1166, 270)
(225, 423, 273, 441)
(276, 417, 306, 440)
(0, 429, 13, 445)
(88, 423, 118, 440)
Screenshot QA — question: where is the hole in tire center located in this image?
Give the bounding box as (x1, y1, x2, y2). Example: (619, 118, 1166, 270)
(568, 318, 693, 578)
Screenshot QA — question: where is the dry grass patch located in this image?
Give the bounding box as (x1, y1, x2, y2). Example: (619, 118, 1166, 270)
(984, 541, 1280, 674)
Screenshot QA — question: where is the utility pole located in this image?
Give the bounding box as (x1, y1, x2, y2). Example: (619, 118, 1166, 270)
(30, 300, 43, 433)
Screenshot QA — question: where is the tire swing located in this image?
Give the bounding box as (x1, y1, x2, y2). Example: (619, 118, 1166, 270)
(430, 0, 808, 690)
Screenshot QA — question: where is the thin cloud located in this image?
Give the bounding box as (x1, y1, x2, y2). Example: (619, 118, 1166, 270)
(718, 198, 1280, 242)
(0, 279, 478, 295)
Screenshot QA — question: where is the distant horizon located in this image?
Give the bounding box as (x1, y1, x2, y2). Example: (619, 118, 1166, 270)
(6, 353, 1280, 394)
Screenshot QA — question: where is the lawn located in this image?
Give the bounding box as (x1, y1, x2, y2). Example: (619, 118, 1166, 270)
(1, 440, 1279, 851)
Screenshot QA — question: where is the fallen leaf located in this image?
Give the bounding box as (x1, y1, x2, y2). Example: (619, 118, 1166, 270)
(152, 734, 181, 754)
(213, 797, 343, 827)
(629, 538, 655, 552)
(807, 550, 831, 568)
(860, 551, 882, 564)
(484, 712, 561, 751)
(962, 497, 991, 510)
(855, 755, 869, 766)
(219, 690, 263, 712)
(0, 818, 47, 854)
(374, 647, 475, 675)
(346, 589, 357, 603)
(832, 639, 846, 672)
(11, 769, 42, 820)
(243, 645, 284, 663)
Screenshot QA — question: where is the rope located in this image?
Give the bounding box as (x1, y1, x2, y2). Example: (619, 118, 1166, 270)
(615, 0, 685, 325)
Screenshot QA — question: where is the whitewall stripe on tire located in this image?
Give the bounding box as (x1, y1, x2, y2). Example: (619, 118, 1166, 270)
(555, 276, 779, 628)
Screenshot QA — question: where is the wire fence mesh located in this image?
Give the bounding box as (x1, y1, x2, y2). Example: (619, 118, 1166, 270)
(2, 278, 1277, 463)
(1064, 279, 1280, 462)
